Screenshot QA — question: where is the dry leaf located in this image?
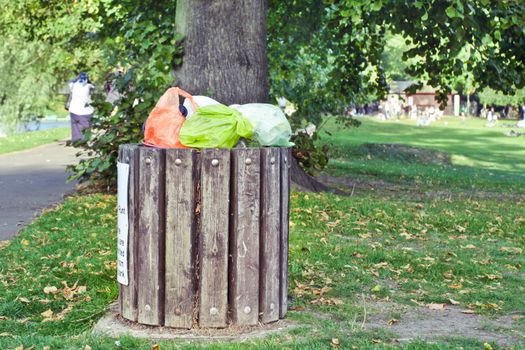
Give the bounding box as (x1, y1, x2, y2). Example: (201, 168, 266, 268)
(448, 283, 463, 289)
(83, 346, 92, 350)
(331, 338, 340, 345)
(18, 297, 30, 304)
(461, 309, 476, 314)
(21, 239, 30, 246)
(449, 298, 460, 305)
(483, 342, 494, 350)
(499, 246, 522, 254)
(44, 286, 59, 294)
(427, 303, 446, 310)
(461, 244, 476, 249)
(387, 318, 398, 325)
(41, 309, 53, 319)
(151, 344, 160, 350)
(289, 306, 305, 311)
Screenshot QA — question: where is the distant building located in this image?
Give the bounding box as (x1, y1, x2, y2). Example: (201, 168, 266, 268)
(388, 81, 459, 116)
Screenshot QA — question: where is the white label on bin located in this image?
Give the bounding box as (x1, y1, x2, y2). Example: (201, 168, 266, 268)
(117, 161, 130, 286)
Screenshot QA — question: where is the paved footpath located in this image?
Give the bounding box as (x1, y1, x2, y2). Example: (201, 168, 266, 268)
(0, 141, 78, 240)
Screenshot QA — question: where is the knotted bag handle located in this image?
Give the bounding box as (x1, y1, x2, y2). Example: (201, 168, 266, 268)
(156, 87, 198, 113)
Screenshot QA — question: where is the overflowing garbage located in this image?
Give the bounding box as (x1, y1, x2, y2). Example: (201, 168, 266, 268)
(143, 87, 293, 149)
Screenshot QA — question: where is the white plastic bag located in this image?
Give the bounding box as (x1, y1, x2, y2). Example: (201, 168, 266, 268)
(231, 103, 294, 147)
(183, 95, 221, 118)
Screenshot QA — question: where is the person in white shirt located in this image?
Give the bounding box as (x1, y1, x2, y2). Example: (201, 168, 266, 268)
(68, 72, 95, 142)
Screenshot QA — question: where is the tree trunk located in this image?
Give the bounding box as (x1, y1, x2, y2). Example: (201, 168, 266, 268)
(175, 0, 269, 105)
(175, 0, 330, 193)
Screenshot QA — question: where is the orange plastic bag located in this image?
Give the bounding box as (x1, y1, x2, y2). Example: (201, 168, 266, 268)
(143, 87, 197, 148)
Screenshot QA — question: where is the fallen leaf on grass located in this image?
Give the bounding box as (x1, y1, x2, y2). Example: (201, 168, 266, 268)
(41, 309, 54, 320)
(17, 297, 30, 304)
(288, 306, 305, 311)
(449, 299, 460, 305)
(371, 285, 382, 293)
(427, 303, 446, 310)
(43, 286, 59, 294)
(331, 338, 340, 345)
(461, 244, 477, 249)
(21, 239, 30, 246)
(151, 344, 160, 350)
(448, 283, 463, 289)
(0, 332, 13, 337)
(461, 309, 476, 314)
(483, 342, 494, 350)
(388, 318, 398, 325)
(499, 246, 522, 254)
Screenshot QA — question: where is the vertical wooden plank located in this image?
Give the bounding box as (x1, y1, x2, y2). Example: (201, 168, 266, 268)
(259, 148, 281, 323)
(280, 148, 291, 318)
(137, 147, 166, 326)
(230, 148, 260, 326)
(118, 144, 139, 321)
(199, 148, 230, 328)
(164, 149, 198, 329)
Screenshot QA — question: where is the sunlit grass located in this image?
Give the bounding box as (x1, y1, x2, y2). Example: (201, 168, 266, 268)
(0, 128, 70, 154)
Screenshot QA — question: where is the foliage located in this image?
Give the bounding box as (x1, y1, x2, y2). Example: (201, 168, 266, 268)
(291, 131, 330, 176)
(478, 87, 525, 106)
(4, 0, 525, 183)
(0, 0, 105, 134)
(269, 0, 525, 111)
(67, 1, 182, 187)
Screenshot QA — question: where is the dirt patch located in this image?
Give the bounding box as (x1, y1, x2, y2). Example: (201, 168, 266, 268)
(93, 303, 296, 342)
(365, 302, 524, 346)
(359, 143, 451, 165)
(319, 174, 525, 201)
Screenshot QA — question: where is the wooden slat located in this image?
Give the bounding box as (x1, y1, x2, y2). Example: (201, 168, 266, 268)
(259, 148, 281, 323)
(198, 148, 230, 328)
(230, 148, 261, 326)
(164, 149, 198, 329)
(137, 147, 166, 326)
(118, 144, 139, 321)
(279, 148, 291, 318)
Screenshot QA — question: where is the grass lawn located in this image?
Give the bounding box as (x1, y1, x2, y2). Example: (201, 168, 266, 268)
(0, 116, 524, 349)
(0, 128, 70, 155)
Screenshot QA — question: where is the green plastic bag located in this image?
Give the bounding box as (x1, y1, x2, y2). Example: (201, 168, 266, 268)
(179, 104, 254, 148)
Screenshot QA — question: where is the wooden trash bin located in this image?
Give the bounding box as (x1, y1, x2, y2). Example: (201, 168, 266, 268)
(117, 144, 291, 329)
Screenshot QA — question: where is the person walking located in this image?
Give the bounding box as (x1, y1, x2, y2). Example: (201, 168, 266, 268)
(68, 72, 95, 142)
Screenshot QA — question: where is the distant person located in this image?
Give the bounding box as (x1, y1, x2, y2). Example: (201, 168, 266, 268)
(68, 72, 95, 142)
(519, 104, 525, 120)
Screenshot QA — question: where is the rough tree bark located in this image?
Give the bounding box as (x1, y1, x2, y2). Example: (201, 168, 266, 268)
(175, 0, 330, 193)
(175, 0, 269, 105)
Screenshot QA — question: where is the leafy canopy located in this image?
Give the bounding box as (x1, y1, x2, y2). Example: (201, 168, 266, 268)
(1, 0, 524, 184)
